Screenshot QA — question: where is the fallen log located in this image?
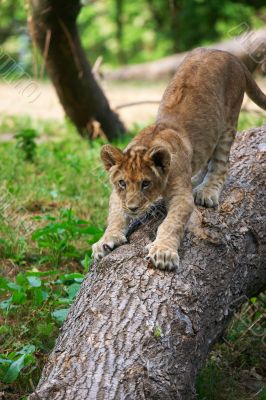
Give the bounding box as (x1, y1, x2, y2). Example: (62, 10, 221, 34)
(105, 29, 266, 81)
(29, 125, 266, 399)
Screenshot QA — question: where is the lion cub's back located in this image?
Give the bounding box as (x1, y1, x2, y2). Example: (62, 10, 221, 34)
(159, 48, 245, 117)
(156, 48, 247, 175)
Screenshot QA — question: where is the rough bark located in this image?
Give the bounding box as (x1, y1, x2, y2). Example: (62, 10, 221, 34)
(106, 28, 266, 80)
(30, 126, 266, 400)
(29, 0, 126, 140)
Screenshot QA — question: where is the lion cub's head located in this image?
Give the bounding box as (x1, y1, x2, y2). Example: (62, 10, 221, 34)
(101, 144, 171, 217)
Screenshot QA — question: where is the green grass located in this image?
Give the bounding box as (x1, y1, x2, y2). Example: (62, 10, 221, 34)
(0, 111, 265, 399)
(237, 110, 265, 132)
(197, 294, 266, 400)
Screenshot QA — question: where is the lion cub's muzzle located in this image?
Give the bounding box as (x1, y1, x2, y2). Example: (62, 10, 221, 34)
(125, 207, 144, 218)
(124, 204, 148, 218)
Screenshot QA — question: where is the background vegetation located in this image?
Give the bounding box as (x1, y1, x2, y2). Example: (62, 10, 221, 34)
(1, 0, 266, 72)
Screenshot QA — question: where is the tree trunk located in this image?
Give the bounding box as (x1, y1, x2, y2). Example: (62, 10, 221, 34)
(105, 28, 266, 80)
(28, 0, 126, 140)
(29, 125, 266, 400)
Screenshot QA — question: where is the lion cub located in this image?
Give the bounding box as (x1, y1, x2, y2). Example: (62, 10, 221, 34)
(93, 48, 266, 270)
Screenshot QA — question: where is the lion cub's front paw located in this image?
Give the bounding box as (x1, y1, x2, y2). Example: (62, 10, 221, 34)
(92, 232, 127, 261)
(193, 185, 220, 208)
(146, 242, 180, 271)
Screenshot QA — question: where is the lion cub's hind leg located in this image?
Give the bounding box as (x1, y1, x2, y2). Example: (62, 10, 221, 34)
(193, 127, 235, 207)
(191, 166, 208, 189)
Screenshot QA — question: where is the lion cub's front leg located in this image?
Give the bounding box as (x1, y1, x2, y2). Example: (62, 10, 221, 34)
(92, 190, 128, 261)
(147, 188, 194, 270)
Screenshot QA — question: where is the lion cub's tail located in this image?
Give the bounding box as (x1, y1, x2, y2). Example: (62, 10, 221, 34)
(244, 65, 266, 111)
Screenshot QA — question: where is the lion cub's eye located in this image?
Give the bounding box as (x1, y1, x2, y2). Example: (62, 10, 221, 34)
(118, 180, 126, 189)
(141, 180, 151, 190)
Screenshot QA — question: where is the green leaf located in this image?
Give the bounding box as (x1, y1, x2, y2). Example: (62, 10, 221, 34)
(7, 282, 22, 291)
(11, 291, 27, 305)
(0, 277, 8, 290)
(0, 325, 11, 335)
(27, 276, 42, 288)
(0, 357, 12, 365)
(57, 297, 72, 305)
(33, 288, 48, 305)
(32, 215, 42, 221)
(51, 308, 69, 324)
(57, 273, 84, 284)
(81, 253, 91, 273)
(66, 283, 81, 300)
(0, 298, 12, 310)
(15, 273, 28, 287)
(17, 344, 35, 355)
(15, 128, 38, 140)
(3, 354, 26, 383)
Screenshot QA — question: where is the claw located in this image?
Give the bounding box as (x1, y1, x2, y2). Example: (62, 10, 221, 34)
(92, 233, 127, 261)
(103, 244, 112, 252)
(147, 242, 180, 271)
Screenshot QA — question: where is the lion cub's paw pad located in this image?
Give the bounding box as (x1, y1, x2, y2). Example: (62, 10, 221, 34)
(92, 233, 127, 261)
(193, 187, 219, 208)
(146, 243, 180, 271)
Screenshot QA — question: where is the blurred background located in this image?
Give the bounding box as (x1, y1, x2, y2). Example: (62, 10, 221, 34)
(2, 0, 266, 68)
(0, 0, 266, 126)
(0, 1, 265, 400)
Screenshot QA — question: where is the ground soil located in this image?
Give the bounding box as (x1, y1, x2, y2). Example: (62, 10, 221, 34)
(0, 78, 265, 131)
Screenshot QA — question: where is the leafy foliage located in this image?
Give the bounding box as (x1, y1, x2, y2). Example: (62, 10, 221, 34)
(79, 0, 266, 66)
(32, 208, 102, 266)
(15, 128, 38, 161)
(0, 117, 108, 394)
(0, 344, 36, 384)
(1, 0, 266, 71)
(197, 293, 266, 399)
(0, 268, 85, 388)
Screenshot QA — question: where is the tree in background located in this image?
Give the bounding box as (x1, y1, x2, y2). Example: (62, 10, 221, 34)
(28, 0, 126, 140)
(0, 0, 265, 139)
(1, 0, 266, 69)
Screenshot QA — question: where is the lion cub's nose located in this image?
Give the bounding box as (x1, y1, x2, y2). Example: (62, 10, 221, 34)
(128, 206, 138, 212)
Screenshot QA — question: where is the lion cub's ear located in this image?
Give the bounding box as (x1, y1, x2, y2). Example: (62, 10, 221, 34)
(101, 144, 123, 171)
(147, 146, 171, 175)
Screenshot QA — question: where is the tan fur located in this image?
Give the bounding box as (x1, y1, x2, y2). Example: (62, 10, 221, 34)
(92, 48, 266, 270)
